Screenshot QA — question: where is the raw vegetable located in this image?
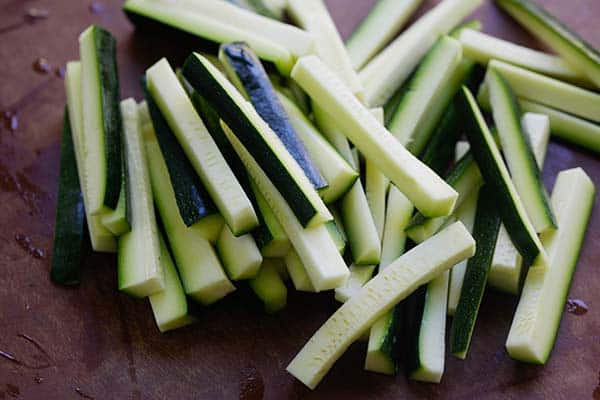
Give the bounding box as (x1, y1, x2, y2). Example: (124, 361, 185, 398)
(334, 265, 377, 303)
(216, 225, 263, 280)
(99, 183, 129, 235)
(251, 181, 292, 257)
(250, 258, 288, 313)
(284, 249, 316, 292)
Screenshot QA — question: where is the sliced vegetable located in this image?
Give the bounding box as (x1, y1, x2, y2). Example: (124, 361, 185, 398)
(346, 0, 423, 70)
(487, 68, 555, 233)
(149, 234, 197, 333)
(284, 249, 316, 292)
(251, 180, 292, 257)
(64, 61, 116, 252)
(312, 105, 355, 167)
(292, 55, 458, 218)
(359, 0, 483, 107)
(388, 36, 462, 154)
(458, 86, 545, 266)
(250, 258, 288, 313)
(334, 265, 377, 303)
(287, 222, 475, 389)
(277, 91, 358, 203)
(478, 60, 600, 123)
(51, 110, 87, 286)
(216, 225, 263, 280)
(183, 53, 332, 228)
(494, 0, 600, 87)
(365, 160, 389, 240)
(221, 123, 349, 292)
(326, 219, 347, 255)
(457, 28, 590, 85)
(143, 119, 235, 305)
(450, 185, 501, 359)
(117, 99, 163, 297)
(506, 168, 595, 364)
(219, 43, 327, 190)
(79, 25, 123, 214)
(100, 183, 129, 236)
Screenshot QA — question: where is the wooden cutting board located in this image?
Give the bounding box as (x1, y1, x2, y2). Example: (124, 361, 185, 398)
(0, 0, 598, 398)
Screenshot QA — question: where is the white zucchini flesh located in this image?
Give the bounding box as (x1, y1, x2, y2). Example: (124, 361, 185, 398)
(346, 0, 423, 70)
(457, 28, 590, 85)
(287, 222, 475, 389)
(447, 188, 479, 316)
(250, 259, 288, 313)
(221, 123, 349, 292)
(365, 186, 413, 374)
(64, 61, 116, 252)
(506, 168, 595, 364)
(277, 91, 358, 204)
(334, 265, 377, 303)
(149, 234, 197, 333)
(292, 55, 458, 218)
(284, 249, 316, 292)
(146, 58, 258, 235)
(481, 60, 600, 123)
(488, 113, 551, 294)
(287, 0, 363, 98)
(313, 104, 356, 167)
(117, 99, 164, 297)
(359, 0, 483, 107)
(216, 225, 263, 281)
(99, 186, 128, 236)
(143, 124, 235, 305)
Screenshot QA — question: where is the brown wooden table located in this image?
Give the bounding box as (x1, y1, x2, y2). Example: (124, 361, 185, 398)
(0, 0, 599, 398)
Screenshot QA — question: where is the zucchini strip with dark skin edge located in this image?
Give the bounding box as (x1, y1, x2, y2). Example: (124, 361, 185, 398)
(142, 81, 217, 227)
(51, 110, 87, 286)
(450, 185, 501, 359)
(219, 42, 327, 190)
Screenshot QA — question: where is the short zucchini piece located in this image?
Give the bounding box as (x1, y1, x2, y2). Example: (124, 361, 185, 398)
(359, 0, 483, 107)
(457, 28, 590, 85)
(479, 60, 600, 123)
(250, 258, 288, 313)
(64, 61, 116, 252)
(144, 121, 235, 305)
(450, 185, 502, 359)
(117, 99, 163, 297)
(458, 86, 545, 267)
(51, 110, 87, 286)
(494, 0, 600, 87)
(79, 25, 123, 214)
(221, 123, 349, 292)
(334, 265, 377, 303)
(216, 225, 263, 281)
(149, 234, 197, 333)
(345, 0, 423, 70)
(388, 36, 462, 154)
(277, 92, 358, 204)
(284, 249, 316, 292)
(506, 168, 595, 364)
(287, 222, 476, 389)
(182, 53, 332, 228)
(488, 113, 551, 294)
(219, 43, 327, 190)
(292, 55, 458, 218)
(143, 84, 217, 227)
(487, 68, 556, 234)
(146, 58, 258, 235)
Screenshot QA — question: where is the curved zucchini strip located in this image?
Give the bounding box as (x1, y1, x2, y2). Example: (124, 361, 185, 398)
(287, 222, 475, 389)
(51, 110, 87, 286)
(506, 168, 595, 364)
(117, 99, 163, 298)
(219, 43, 327, 190)
(292, 55, 458, 218)
(346, 0, 423, 70)
(183, 53, 332, 228)
(79, 25, 123, 213)
(64, 61, 116, 252)
(147, 58, 258, 235)
(494, 0, 600, 87)
(458, 87, 546, 267)
(487, 68, 555, 234)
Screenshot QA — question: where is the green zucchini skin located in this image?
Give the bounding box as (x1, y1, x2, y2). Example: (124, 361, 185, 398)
(94, 26, 123, 209)
(450, 185, 501, 358)
(142, 82, 217, 227)
(219, 43, 327, 190)
(182, 54, 321, 227)
(457, 86, 541, 266)
(51, 110, 87, 286)
(419, 101, 462, 175)
(403, 285, 427, 374)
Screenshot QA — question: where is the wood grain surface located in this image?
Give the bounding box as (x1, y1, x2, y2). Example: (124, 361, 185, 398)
(0, 0, 599, 399)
